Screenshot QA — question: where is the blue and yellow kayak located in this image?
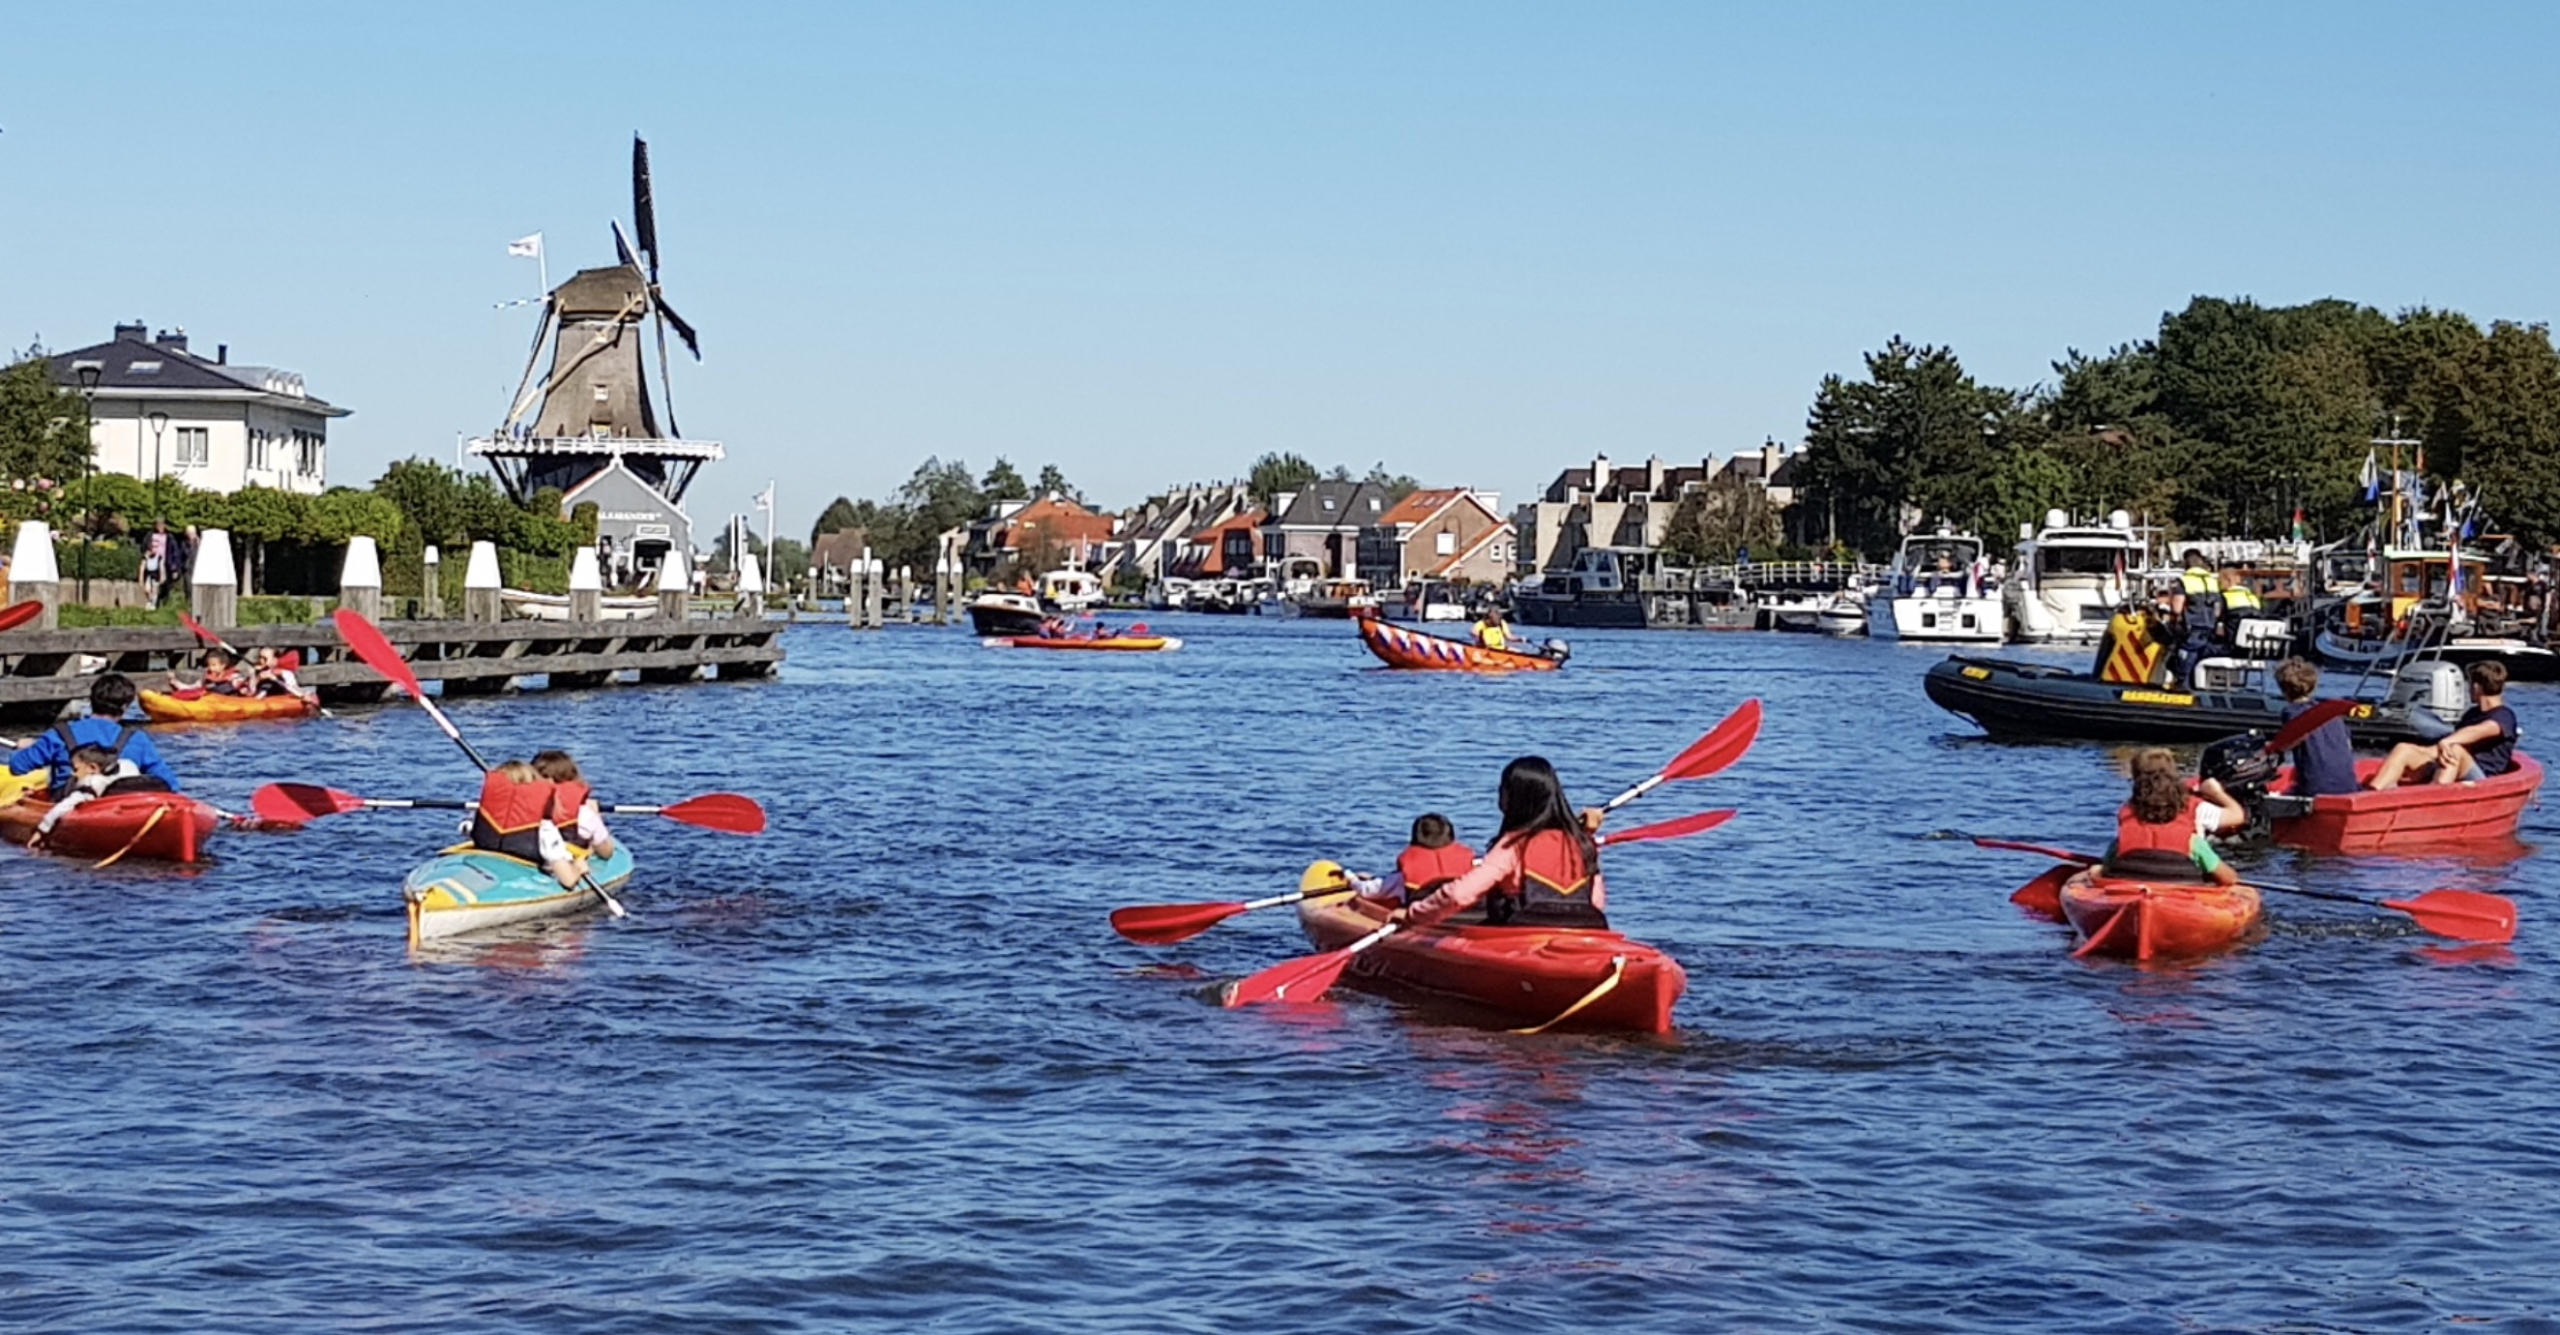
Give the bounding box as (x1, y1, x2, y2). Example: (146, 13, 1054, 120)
(403, 842, 636, 946)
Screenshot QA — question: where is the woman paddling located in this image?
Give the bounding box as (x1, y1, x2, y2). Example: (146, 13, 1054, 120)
(1371, 756, 1609, 930)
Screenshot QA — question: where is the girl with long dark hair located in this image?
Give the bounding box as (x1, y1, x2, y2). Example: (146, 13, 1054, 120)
(1396, 756, 1608, 929)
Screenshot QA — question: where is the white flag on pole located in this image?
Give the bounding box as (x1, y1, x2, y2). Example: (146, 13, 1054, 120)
(754, 484, 775, 510)
(506, 233, 543, 258)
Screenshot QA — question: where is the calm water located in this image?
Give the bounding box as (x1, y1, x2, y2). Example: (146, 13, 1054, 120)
(2, 616, 2553, 1332)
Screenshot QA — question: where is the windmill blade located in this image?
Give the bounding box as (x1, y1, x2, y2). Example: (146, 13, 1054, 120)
(654, 292, 701, 359)
(632, 135, 660, 279)
(612, 217, 643, 273)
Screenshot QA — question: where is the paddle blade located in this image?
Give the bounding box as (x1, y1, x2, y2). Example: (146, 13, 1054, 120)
(252, 782, 363, 824)
(1112, 901, 1249, 945)
(1661, 698, 1764, 782)
(0, 599, 43, 634)
(2382, 889, 2519, 945)
(660, 793, 767, 835)
(1973, 836, 2101, 865)
(1221, 946, 1358, 1008)
(179, 610, 227, 648)
(2266, 697, 2358, 754)
(332, 608, 424, 699)
(1601, 809, 1737, 847)
(2010, 864, 2077, 921)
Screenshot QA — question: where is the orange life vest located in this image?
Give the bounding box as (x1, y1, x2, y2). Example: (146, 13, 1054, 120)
(547, 779, 592, 829)
(474, 771, 555, 835)
(1397, 842, 1474, 898)
(2107, 797, 2204, 881)
(1494, 828, 1607, 927)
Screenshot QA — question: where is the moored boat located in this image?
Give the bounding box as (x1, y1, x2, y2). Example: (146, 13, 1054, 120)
(0, 788, 222, 864)
(2270, 755, 2543, 855)
(404, 841, 638, 945)
(1868, 529, 2001, 643)
(1296, 894, 1685, 1034)
(2057, 868, 2263, 960)
(139, 689, 320, 723)
(1357, 617, 1560, 672)
(2006, 509, 2149, 644)
(965, 591, 1046, 637)
(987, 634, 1182, 652)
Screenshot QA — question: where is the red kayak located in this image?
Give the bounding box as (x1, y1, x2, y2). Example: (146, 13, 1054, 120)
(2272, 754, 2542, 856)
(1296, 895, 1684, 1033)
(0, 789, 221, 864)
(2057, 868, 2263, 961)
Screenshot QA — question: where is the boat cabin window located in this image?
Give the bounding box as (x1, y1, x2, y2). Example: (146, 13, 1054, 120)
(2035, 546, 2123, 576)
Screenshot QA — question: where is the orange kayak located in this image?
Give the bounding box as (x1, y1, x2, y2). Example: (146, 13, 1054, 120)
(2057, 868, 2263, 960)
(0, 790, 222, 864)
(2273, 755, 2542, 855)
(986, 635, 1181, 652)
(139, 689, 319, 723)
(1297, 895, 1683, 1033)
(1357, 617, 1558, 672)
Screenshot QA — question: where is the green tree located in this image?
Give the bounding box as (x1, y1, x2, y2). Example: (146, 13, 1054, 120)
(1363, 463, 1421, 503)
(980, 457, 1029, 502)
(1035, 462, 1080, 501)
(1248, 452, 1319, 511)
(889, 456, 985, 572)
(1661, 474, 1781, 564)
(1789, 338, 2024, 557)
(0, 351, 91, 486)
(809, 495, 865, 541)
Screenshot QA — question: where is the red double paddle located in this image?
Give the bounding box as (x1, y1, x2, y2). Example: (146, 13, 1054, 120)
(1969, 835, 2517, 944)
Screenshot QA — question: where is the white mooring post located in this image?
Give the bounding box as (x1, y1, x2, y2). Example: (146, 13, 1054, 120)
(568, 546, 603, 622)
(735, 551, 765, 618)
(7, 520, 61, 629)
(463, 540, 503, 623)
(420, 544, 444, 619)
(338, 535, 383, 623)
(657, 550, 691, 621)
(190, 529, 238, 630)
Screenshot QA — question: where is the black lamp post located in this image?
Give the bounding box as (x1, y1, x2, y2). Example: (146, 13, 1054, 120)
(147, 410, 168, 521)
(72, 361, 101, 603)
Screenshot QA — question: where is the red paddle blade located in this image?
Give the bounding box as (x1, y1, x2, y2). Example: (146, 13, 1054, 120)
(1660, 698, 1764, 782)
(1221, 946, 1357, 1007)
(2383, 889, 2519, 944)
(1974, 836, 2101, 865)
(0, 599, 43, 634)
(179, 610, 227, 648)
(332, 608, 424, 699)
(1111, 901, 1249, 945)
(2266, 697, 2358, 754)
(660, 793, 767, 835)
(2011, 864, 2077, 921)
(1601, 808, 1737, 847)
(252, 782, 364, 823)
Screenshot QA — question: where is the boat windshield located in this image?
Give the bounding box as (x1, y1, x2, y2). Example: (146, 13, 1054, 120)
(2035, 546, 2124, 576)
(1904, 538, 1979, 570)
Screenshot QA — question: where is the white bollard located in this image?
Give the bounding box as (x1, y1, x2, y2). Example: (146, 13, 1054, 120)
(7, 520, 60, 628)
(464, 539, 502, 623)
(339, 534, 383, 621)
(191, 529, 239, 629)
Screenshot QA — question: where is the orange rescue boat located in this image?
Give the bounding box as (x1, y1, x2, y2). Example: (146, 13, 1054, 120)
(1357, 617, 1559, 673)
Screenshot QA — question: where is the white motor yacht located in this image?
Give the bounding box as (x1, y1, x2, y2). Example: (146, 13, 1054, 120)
(1868, 530, 2001, 643)
(2006, 509, 2147, 644)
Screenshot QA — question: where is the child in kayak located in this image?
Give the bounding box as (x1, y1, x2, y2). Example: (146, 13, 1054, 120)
(532, 749, 616, 859)
(2274, 658, 2358, 798)
(28, 743, 172, 850)
(2370, 661, 2520, 789)
(1349, 812, 1477, 906)
(248, 647, 304, 698)
(469, 759, 586, 889)
(1392, 758, 1608, 929)
(2102, 748, 2244, 885)
(169, 647, 254, 696)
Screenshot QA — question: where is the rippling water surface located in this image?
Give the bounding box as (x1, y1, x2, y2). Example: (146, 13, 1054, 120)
(3, 617, 2554, 1332)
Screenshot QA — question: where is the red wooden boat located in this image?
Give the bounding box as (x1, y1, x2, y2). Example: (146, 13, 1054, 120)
(2271, 755, 2542, 856)
(2057, 869, 2263, 961)
(0, 789, 222, 864)
(1356, 617, 1559, 673)
(1296, 895, 1683, 1033)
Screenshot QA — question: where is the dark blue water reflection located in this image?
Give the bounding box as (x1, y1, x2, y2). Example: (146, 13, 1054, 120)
(1, 616, 2552, 1331)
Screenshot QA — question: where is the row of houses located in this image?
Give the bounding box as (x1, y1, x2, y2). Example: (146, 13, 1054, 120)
(811, 441, 1796, 593)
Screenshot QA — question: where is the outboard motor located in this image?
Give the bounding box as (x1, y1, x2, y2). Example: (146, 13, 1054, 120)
(1542, 638, 1571, 663)
(2199, 731, 2284, 841)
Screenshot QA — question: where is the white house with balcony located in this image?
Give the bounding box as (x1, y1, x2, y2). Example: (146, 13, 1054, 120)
(47, 322, 346, 495)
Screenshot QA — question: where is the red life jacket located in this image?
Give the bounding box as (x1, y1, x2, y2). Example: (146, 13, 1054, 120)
(475, 770, 555, 835)
(1396, 842, 1474, 897)
(547, 779, 592, 829)
(2107, 797, 2205, 880)
(1495, 829, 1607, 928)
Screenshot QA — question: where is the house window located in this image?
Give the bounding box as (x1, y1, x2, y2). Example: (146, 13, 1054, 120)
(174, 427, 210, 468)
(1435, 530, 1457, 556)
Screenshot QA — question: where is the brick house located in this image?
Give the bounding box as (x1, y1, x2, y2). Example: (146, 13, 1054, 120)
(1355, 488, 1513, 588)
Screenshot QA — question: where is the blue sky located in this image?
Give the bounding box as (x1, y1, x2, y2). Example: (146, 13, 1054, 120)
(6, 2, 2556, 537)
